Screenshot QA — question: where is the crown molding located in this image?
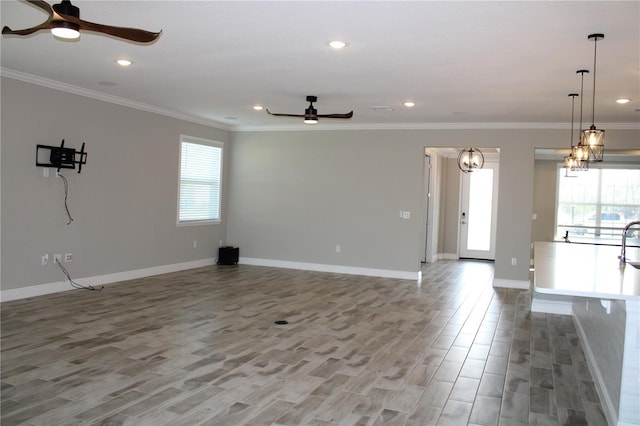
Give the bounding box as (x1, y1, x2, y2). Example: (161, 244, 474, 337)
(3, 68, 638, 133)
(1, 68, 232, 131)
(232, 122, 640, 132)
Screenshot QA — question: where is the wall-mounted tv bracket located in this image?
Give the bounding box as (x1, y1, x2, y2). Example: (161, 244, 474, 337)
(36, 139, 87, 173)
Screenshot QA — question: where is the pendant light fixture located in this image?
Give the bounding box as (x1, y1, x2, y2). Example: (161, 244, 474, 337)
(563, 93, 580, 173)
(457, 147, 484, 173)
(582, 33, 605, 162)
(573, 69, 590, 171)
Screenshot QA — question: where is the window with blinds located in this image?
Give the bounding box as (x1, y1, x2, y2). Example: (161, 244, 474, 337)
(178, 136, 223, 225)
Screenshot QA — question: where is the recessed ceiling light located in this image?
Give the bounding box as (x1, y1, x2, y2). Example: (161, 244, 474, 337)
(253, 105, 264, 111)
(116, 59, 132, 66)
(329, 40, 347, 49)
(403, 101, 415, 107)
(616, 98, 631, 104)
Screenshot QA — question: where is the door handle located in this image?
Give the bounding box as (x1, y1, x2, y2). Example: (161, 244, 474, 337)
(461, 212, 467, 224)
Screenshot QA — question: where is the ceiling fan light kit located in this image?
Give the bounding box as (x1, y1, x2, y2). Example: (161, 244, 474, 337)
(51, 21, 79, 39)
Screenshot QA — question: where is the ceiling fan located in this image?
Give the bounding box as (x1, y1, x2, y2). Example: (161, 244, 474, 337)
(2, 0, 161, 43)
(266, 96, 354, 124)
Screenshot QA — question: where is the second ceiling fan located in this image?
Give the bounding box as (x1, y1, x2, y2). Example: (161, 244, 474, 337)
(266, 96, 353, 124)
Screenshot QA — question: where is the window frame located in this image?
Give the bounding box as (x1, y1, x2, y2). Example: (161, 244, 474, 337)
(555, 162, 640, 242)
(177, 135, 223, 226)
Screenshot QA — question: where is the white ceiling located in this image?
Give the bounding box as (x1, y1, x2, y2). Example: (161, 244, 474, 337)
(1, 0, 639, 130)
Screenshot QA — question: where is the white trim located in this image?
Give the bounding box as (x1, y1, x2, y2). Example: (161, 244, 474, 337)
(573, 312, 619, 426)
(3, 68, 639, 133)
(0, 258, 216, 303)
(492, 278, 530, 289)
(239, 257, 419, 280)
(233, 122, 640, 132)
(531, 296, 573, 315)
(0, 68, 231, 130)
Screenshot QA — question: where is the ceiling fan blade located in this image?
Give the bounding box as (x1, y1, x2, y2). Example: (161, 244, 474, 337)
(25, 0, 55, 16)
(2, 21, 54, 36)
(2, 0, 55, 36)
(317, 111, 354, 119)
(266, 109, 304, 118)
(71, 17, 161, 43)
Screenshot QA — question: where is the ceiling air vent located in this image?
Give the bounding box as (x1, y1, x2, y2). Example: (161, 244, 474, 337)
(370, 106, 393, 112)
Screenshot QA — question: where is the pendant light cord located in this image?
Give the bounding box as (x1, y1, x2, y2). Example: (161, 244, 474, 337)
(569, 94, 577, 147)
(591, 37, 598, 126)
(577, 70, 587, 133)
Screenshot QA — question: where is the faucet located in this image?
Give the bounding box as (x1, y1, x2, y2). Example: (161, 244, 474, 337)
(620, 221, 640, 264)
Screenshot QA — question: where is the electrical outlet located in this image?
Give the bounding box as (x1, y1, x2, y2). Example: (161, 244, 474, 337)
(511, 257, 518, 266)
(64, 253, 73, 262)
(41, 253, 49, 266)
(336, 245, 341, 253)
(54, 254, 62, 264)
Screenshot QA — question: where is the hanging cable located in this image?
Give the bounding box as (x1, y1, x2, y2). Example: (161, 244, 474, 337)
(57, 172, 74, 225)
(55, 258, 103, 291)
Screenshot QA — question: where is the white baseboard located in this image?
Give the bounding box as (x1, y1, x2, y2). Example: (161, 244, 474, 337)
(492, 278, 530, 289)
(531, 296, 573, 315)
(0, 258, 216, 303)
(239, 257, 420, 281)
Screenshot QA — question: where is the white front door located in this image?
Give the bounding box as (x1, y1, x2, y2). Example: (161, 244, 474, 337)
(459, 161, 499, 260)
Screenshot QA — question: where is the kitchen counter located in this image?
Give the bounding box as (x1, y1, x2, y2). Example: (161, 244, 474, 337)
(534, 241, 640, 300)
(533, 241, 640, 426)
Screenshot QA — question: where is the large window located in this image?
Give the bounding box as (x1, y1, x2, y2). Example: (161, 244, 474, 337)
(556, 165, 640, 242)
(177, 136, 223, 225)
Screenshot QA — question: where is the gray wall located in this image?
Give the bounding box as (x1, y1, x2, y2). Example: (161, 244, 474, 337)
(228, 128, 640, 283)
(1, 77, 230, 290)
(226, 130, 424, 272)
(2, 78, 639, 292)
(532, 159, 560, 243)
(440, 157, 461, 257)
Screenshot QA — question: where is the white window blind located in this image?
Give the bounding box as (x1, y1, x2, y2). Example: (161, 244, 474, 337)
(178, 137, 222, 224)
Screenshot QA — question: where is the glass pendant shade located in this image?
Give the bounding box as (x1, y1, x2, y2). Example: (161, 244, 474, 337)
(582, 126, 605, 161)
(457, 148, 484, 173)
(571, 146, 589, 171)
(563, 155, 576, 170)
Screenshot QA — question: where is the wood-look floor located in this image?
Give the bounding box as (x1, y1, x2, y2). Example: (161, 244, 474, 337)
(1, 260, 606, 425)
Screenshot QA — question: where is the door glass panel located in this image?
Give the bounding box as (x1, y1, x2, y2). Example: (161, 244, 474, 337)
(467, 169, 493, 251)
